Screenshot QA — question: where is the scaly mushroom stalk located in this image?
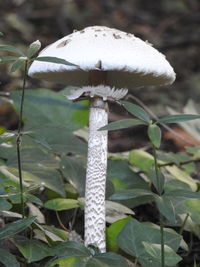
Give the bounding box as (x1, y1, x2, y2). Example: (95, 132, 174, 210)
(85, 97, 108, 252)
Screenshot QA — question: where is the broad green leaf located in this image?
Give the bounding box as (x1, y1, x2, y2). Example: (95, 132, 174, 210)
(12, 236, 53, 263)
(25, 193, 43, 206)
(117, 218, 182, 258)
(11, 89, 86, 130)
(52, 241, 91, 258)
(60, 156, 86, 196)
(0, 56, 17, 63)
(0, 127, 6, 134)
(120, 100, 151, 123)
(87, 252, 129, 267)
(147, 124, 161, 148)
(155, 196, 176, 223)
(10, 58, 26, 72)
(110, 188, 154, 200)
(44, 198, 79, 211)
(157, 114, 200, 124)
(106, 216, 131, 252)
(0, 198, 12, 210)
(129, 149, 155, 172)
(33, 56, 77, 66)
(165, 190, 200, 199)
(107, 159, 148, 191)
(165, 165, 197, 191)
(142, 242, 182, 266)
(27, 40, 41, 58)
(0, 216, 36, 240)
(42, 225, 68, 241)
(6, 148, 66, 197)
(147, 169, 165, 195)
(0, 45, 25, 56)
(30, 125, 87, 155)
(99, 119, 146, 131)
(105, 201, 134, 223)
(51, 257, 85, 267)
(0, 32, 3, 36)
(185, 199, 200, 223)
(0, 248, 20, 267)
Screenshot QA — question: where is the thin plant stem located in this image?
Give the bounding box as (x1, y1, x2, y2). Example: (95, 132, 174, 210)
(16, 60, 28, 219)
(134, 258, 138, 266)
(179, 213, 189, 235)
(160, 213, 165, 267)
(152, 145, 161, 194)
(55, 211, 68, 231)
(152, 145, 165, 267)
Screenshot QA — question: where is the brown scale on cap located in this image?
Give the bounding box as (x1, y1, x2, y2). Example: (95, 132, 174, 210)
(56, 39, 71, 48)
(113, 33, 121, 39)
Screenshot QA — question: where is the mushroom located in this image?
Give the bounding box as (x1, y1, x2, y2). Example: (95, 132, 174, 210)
(28, 26, 175, 252)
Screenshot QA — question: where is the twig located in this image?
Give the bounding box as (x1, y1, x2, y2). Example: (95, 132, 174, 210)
(159, 158, 200, 167)
(136, 157, 200, 175)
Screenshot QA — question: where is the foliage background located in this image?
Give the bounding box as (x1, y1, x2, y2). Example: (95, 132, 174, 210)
(1, 1, 200, 267)
(1, 0, 200, 131)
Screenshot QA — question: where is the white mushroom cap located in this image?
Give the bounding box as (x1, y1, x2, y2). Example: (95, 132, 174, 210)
(28, 26, 176, 89)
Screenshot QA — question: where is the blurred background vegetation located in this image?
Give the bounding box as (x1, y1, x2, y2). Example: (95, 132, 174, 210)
(0, 0, 200, 150)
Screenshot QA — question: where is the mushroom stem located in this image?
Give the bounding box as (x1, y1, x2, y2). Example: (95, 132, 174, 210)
(84, 96, 108, 252)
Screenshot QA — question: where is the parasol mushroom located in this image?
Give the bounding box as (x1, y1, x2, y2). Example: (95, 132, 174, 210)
(28, 25, 175, 252)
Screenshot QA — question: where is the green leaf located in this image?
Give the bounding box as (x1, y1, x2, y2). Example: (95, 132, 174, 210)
(148, 124, 161, 148)
(51, 257, 85, 267)
(0, 127, 6, 134)
(129, 149, 154, 172)
(27, 40, 41, 58)
(106, 216, 131, 252)
(44, 198, 79, 211)
(147, 169, 165, 195)
(185, 199, 200, 223)
(120, 100, 151, 123)
(165, 165, 197, 191)
(6, 148, 66, 197)
(10, 58, 25, 72)
(52, 241, 91, 258)
(12, 236, 53, 263)
(0, 56, 18, 63)
(25, 193, 43, 206)
(0, 45, 25, 56)
(0, 216, 36, 240)
(117, 218, 182, 258)
(0, 248, 20, 267)
(42, 225, 68, 241)
(155, 196, 176, 223)
(33, 56, 77, 66)
(99, 119, 146, 131)
(165, 190, 200, 199)
(107, 159, 148, 191)
(11, 88, 86, 130)
(0, 198, 12, 210)
(142, 242, 182, 266)
(60, 156, 86, 196)
(157, 114, 200, 124)
(87, 252, 129, 267)
(110, 189, 154, 200)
